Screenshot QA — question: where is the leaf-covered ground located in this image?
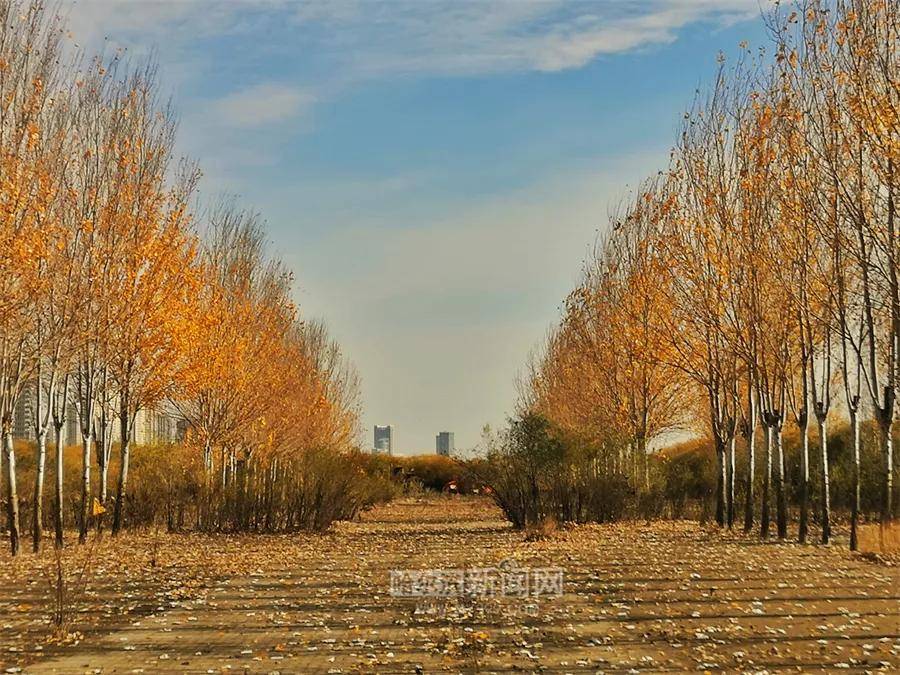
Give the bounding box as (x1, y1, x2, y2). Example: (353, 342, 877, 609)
(1, 497, 898, 673)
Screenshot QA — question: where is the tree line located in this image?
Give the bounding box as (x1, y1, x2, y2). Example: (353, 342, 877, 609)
(519, 0, 898, 549)
(0, 0, 361, 556)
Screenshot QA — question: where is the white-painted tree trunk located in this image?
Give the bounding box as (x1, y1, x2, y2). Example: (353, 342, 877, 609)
(31, 361, 56, 552)
(881, 419, 894, 528)
(112, 403, 132, 536)
(52, 376, 68, 549)
(715, 437, 726, 527)
(798, 417, 810, 544)
(79, 431, 92, 544)
(760, 423, 772, 539)
(849, 410, 861, 551)
(3, 430, 21, 556)
(774, 425, 787, 539)
(97, 414, 112, 506)
(32, 429, 47, 552)
(53, 420, 64, 548)
(744, 426, 756, 532)
(819, 416, 831, 544)
(727, 435, 736, 529)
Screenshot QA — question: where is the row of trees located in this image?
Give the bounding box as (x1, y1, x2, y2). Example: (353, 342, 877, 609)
(521, 0, 897, 549)
(0, 0, 360, 556)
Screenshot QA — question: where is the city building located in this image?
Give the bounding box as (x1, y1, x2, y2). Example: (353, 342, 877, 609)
(11, 380, 184, 447)
(373, 424, 393, 455)
(436, 431, 454, 457)
(12, 380, 37, 440)
(132, 407, 181, 445)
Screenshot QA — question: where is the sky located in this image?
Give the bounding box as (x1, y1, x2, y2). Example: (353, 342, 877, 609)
(66, 0, 772, 454)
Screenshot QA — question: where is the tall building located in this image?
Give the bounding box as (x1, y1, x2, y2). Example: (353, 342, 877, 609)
(373, 424, 394, 455)
(12, 382, 183, 447)
(13, 380, 37, 440)
(64, 401, 80, 448)
(436, 431, 454, 457)
(132, 407, 180, 445)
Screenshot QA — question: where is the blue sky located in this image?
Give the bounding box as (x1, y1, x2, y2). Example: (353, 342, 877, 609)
(70, 1, 771, 454)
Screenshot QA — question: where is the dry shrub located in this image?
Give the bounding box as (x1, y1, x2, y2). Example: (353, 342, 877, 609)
(73, 444, 398, 534)
(359, 453, 470, 493)
(38, 534, 101, 638)
(201, 447, 396, 533)
(400, 455, 462, 491)
(524, 516, 558, 542)
(658, 438, 716, 519)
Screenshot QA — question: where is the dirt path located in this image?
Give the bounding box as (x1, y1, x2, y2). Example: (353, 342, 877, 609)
(5, 498, 900, 673)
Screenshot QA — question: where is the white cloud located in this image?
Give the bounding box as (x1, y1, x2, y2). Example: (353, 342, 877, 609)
(65, 0, 267, 49)
(290, 0, 768, 77)
(64, 1, 768, 87)
(214, 83, 317, 129)
(61, 0, 768, 160)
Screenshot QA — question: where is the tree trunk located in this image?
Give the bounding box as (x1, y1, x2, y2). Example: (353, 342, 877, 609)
(98, 422, 109, 505)
(112, 406, 131, 536)
(760, 423, 772, 539)
(849, 410, 860, 551)
(727, 435, 736, 529)
(636, 434, 649, 491)
(0, 429, 4, 535)
(644, 447, 650, 491)
(31, 369, 47, 553)
(53, 420, 64, 549)
(630, 440, 638, 489)
(0, 427, 6, 534)
(798, 417, 810, 544)
(3, 430, 21, 556)
(774, 425, 787, 540)
(96, 416, 112, 533)
(32, 430, 47, 553)
(744, 426, 756, 532)
(819, 416, 831, 545)
(200, 440, 212, 529)
(880, 416, 894, 529)
(715, 438, 726, 527)
(78, 431, 92, 544)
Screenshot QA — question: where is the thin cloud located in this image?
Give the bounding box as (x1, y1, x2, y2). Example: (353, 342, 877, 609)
(63, 0, 767, 154)
(290, 0, 768, 77)
(65, 1, 767, 84)
(214, 83, 317, 129)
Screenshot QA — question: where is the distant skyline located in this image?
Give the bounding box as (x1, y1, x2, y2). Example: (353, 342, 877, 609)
(69, 1, 771, 454)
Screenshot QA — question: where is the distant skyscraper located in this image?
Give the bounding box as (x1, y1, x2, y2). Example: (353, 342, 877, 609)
(374, 425, 393, 455)
(436, 431, 454, 457)
(13, 380, 36, 441)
